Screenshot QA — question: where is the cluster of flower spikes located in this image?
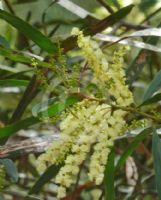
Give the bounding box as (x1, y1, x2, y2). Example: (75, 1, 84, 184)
(37, 28, 133, 199)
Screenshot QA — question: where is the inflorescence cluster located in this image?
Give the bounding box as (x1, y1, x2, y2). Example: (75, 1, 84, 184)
(37, 28, 133, 199)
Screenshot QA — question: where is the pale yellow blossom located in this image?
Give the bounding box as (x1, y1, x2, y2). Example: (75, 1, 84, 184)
(37, 28, 134, 199)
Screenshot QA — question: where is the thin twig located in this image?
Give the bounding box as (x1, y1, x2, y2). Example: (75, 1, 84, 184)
(112, 104, 161, 123)
(121, 21, 150, 30)
(71, 163, 84, 200)
(62, 182, 94, 200)
(141, 7, 161, 24)
(96, 0, 114, 14)
(3, 0, 15, 15)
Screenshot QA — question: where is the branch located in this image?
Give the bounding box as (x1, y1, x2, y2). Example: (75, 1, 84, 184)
(62, 181, 94, 200)
(0, 126, 156, 159)
(0, 134, 60, 158)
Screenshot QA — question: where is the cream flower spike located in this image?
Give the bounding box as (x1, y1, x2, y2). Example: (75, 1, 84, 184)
(72, 27, 133, 107)
(37, 28, 134, 199)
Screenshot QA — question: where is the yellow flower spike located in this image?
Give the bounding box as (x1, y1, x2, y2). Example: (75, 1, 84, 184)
(72, 28, 133, 107)
(37, 28, 134, 199)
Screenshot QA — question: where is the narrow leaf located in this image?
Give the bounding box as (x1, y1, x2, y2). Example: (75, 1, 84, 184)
(32, 97, 57, 117)
(0, 96, 79, 140)
(15, 0, 38, 3)
(126, 31, 160, 85)
(116, 127, 152, 170)
(0, 158, 18, 182)
(89, 4, 134, 34)
(104, 149, 115, 200)
(130, 28, 161, 37)
(0, 117, 40, 140)
(57, 0, 96, 19)
(29, 164, 61, 194)
(152, 129, 161, 200)
(0, 79, 29, 87)
(24, 196, 41, 200)
(104, 4, 134, 25)
(62, 5, 134, 51)
(0, 46, 52, 68)
(139, 93, 161, 107)
(38, 96, 79, 118)
(0, 10, 58, 53)
(0, 64, 23, 73)
(143, 69, 161, 101)
(95, 34, 161, 52)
